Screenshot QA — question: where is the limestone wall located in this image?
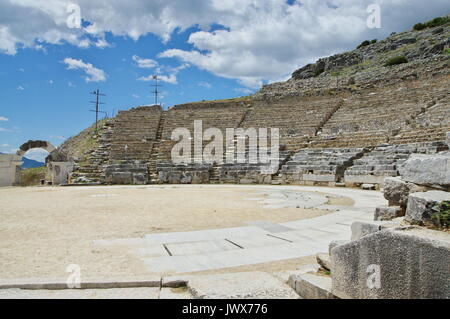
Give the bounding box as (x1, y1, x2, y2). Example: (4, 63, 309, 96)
(0, 154, 22, 187)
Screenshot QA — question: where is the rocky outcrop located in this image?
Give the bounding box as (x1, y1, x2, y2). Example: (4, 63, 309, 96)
(382, 177, 426, 208)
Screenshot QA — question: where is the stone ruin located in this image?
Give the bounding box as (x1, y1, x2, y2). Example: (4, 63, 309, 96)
(286, 133, 450, 299)
(66, 66, 449, 187)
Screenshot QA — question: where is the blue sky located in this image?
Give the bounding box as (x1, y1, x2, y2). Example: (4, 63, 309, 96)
(0, 0, 448, 161)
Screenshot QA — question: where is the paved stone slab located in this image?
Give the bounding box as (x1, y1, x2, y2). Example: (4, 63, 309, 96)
(144, 226, 267, 244)
(187, 272, 299, 299)
(247, 221, 294, 233)
(165, 240, 239, 256)
(0, 288, 161, 299)
(225, 234, 289, 249)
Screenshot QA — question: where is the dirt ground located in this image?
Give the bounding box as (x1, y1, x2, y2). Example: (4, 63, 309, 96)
(0, 185, 352, 279)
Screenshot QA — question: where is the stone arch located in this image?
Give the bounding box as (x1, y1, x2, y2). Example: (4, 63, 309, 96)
(16, 140, 56, 158)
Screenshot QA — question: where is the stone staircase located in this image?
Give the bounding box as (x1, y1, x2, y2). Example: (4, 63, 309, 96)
(149, 111, 167, 183)
(70, 120, 114, 184)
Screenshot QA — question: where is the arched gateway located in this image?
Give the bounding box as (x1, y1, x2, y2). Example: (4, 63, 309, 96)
(16, 140, 56, 159)
(0, 140, 73, 187)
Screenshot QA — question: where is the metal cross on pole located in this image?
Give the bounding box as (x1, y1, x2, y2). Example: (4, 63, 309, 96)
(151, 75, 162, 106)
(90, 89, 106, 134)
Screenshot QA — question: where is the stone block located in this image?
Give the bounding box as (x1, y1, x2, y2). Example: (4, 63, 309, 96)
(316, 253, 331, 271)
(374, 206, 404, 221)
(331, 228, 450, 299)
(399, 153, 450, 187)
(382, 177, 425, 208)
(351, 221, 382, 241)
(362, 183, 376, 190)
(405, 191, 450, 226)
(288, 273, 337, 299)
(328, 240, 350, 255)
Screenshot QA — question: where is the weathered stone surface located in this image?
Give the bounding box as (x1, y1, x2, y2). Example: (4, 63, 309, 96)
(187, 272, 299, 299)
(351, 221, 382, 241)
(405, 191, 450, 226)
(399, 153, 450, 187)
(289, 273, 337, 299)
(382, 177, 425, 208)
(362, 184, 376, 190)
(328, 240, 350, 255)
(374, 205, 404, 221)
(316, 253, 331, 271)
(447, 132, 450, 148)
(331, 227, 450, 299)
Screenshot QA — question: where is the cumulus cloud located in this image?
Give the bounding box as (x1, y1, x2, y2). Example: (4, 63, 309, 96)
(137, 62, 189, 84)
(132, 55, 158, 69)
(1, 0, 448, 86)
(63, 57, 106, 82)
(0, 116, 8, 121)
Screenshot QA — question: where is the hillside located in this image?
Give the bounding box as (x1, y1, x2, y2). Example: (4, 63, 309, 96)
(255, 15, 450, 100)
(21, 157, 44, 169)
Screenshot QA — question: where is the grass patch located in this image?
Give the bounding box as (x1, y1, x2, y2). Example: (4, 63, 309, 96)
(20, 167, 46, 186)
(432, 201, 450, 230)
(384, 56, 408, 67)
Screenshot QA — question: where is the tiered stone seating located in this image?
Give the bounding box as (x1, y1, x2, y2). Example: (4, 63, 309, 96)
(158, 101, 248, 161)
(156, 163, 212, 184)
(310, 131, 389, 149)
(344, 141, 448, 186)
(242, 96, 341, 138)
(321, 87, 424, 136)
(390, 91, 450, 144)
(220, 151, 291, 184)
(110, 106, 162, 162)
(280, 148, 367, 185)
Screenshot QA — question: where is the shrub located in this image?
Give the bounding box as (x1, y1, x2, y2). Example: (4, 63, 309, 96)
(413, 16, 450, 31)
(413, 23, 426, 31)
(384, 56, 408, 67)
(314, 65, 325, 77)
(426, 16, 450, 28)
(357, 40, 370, 49)
(444, 48, 450, 55)
(370, 39, 377, 44)
(432, 201, 450, 229)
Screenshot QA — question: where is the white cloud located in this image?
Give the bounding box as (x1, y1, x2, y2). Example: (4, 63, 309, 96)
(0, 0, 448, 86)
(48, 80, 54, 84)
(16, 85, 24, 91)
(132, 94, 140, 98)
(198, 81, 212, 89)
(23, 148, 49, 162)
(0, 127, 11, 132)
(132, 55, 158, 69)
(63, 57, 106, 82)
(138, 63, 189, 84)
(0, 143, 9, 147)
(0, 116, 8, 121)
(234, 87, 254, 95)
(68, 81, 76, 87)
